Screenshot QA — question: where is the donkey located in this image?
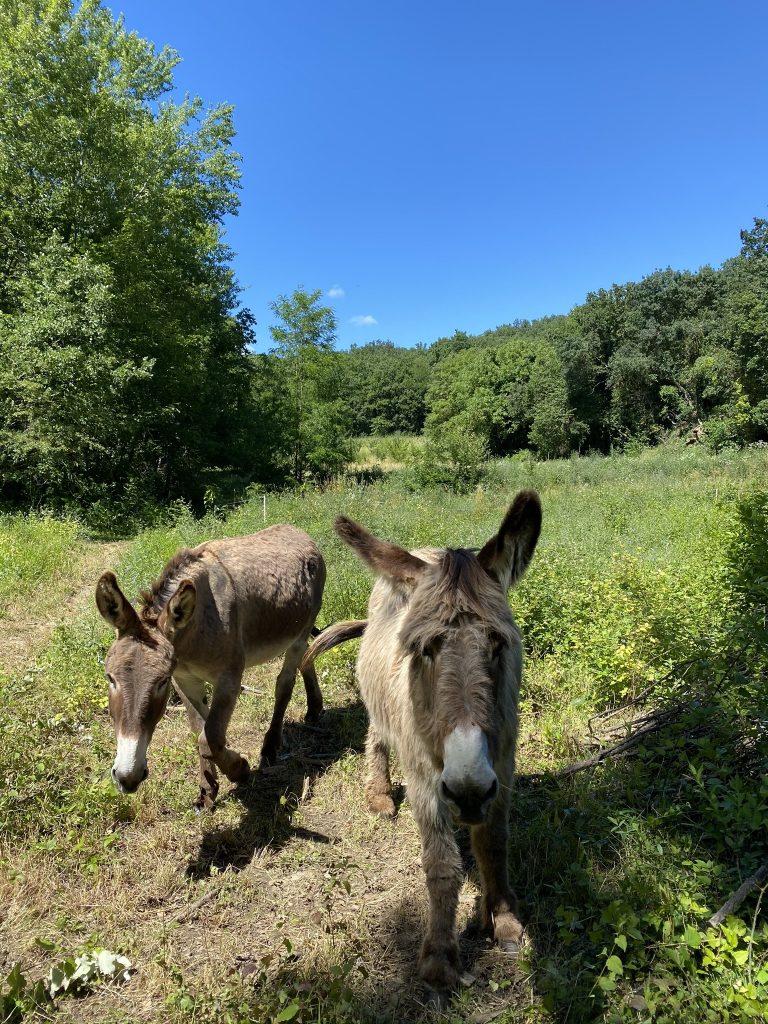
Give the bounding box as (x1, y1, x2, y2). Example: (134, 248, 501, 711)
(95, 524, 326, 810)
(302, 492, 541, 996)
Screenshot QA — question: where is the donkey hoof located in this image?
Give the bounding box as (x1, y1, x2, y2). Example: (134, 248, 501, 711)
(419, 945, 460, 996)
(494, 912, 527, 955)
(367, 794, 396, 819)
(227, 757, 250, 784)
(426, 988, 452, 1011)
(194, 771, 219, 812)
(194, 790, 217, 813)
(258, 748, 277, 770)
(498, 937, 523, 955)
(304, 704, 323, 725)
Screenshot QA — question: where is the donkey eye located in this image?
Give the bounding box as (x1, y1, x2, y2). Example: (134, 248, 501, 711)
(106, 673, 117, 690)
(421, 637, 443, 661)
(156, 677, 170, 694)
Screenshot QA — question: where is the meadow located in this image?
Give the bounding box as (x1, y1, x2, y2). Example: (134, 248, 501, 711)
(1, 443, 767, 1024)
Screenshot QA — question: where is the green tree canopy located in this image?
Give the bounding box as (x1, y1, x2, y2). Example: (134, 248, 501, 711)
(342, 341, 429, 435)
(268, 288, 351, 482)
(0, 0, 253, 510)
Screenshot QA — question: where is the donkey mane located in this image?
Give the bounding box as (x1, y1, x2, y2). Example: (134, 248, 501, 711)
(139, 548, 204, 622)
(405, 548, 514, 643)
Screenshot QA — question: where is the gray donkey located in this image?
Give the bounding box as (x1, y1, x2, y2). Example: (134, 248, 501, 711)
(96, 524, 325, 810)
(302, 492, 541, 997)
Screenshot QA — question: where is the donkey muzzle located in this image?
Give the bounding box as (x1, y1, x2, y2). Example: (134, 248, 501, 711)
(440, 725, 498, 824)
(112, 734, 149, 793)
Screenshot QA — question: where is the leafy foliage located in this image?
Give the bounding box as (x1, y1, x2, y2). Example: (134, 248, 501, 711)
(0, 0, 255, 512)
(2, 447, 768, 1022)
(343, 341, 429, 436)
(402, 223, 768, 467)
(267, 289, 353, 483)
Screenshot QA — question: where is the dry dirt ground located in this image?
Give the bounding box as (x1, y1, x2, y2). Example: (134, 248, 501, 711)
(1, 545, 532, 1024)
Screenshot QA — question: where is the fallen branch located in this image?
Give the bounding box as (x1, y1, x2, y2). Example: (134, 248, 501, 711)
(172, 887, 222, 923)
(587, 659, 699, 733)
(294, 752, 346, 767)
(553, 707, 680, 778)
(708, 863, 768, 928)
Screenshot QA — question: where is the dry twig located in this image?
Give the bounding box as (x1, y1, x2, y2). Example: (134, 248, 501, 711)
(172, 886, 223, 923)
(553, 706, 680, 778)
(708, 864, 768, 928)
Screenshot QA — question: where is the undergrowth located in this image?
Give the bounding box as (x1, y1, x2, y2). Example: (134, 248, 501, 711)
(1, 445, 767, 1023)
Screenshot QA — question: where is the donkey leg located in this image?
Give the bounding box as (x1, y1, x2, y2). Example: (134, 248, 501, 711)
(414, 802, 463, 995)
(173, 673, 219, 810)
(471, 793, 525, 953)
(260, 639, 304, 767)
(365, 724, 395, 818)
(301, 654, 323, 724)
(198, 668, 250, 785)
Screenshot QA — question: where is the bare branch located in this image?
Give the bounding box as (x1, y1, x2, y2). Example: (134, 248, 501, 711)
(708, 864, 768, 928)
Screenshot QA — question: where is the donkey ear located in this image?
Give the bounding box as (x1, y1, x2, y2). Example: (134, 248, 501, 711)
(163, 579, 196, 638)
(477, 490, 542, 590)
(95, 572, 141, 634)
(335, 516, 427, 587)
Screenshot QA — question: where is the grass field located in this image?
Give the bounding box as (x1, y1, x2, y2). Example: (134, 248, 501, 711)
(1, 443, 767, 1023)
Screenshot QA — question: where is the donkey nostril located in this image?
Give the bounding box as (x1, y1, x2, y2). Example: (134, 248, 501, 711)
(141, 766, 148, 782)
(484, 777, 499, 803)
(441, 779, 457, 803)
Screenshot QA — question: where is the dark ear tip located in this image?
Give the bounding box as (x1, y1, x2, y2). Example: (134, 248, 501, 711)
(515, 488, 541, 507)
(510, 489, 542, 521)
(97, 570, 117, 588)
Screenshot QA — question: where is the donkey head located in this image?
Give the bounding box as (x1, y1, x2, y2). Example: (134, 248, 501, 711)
(95, 571, 196, 793)
(336, 490, 541, 825)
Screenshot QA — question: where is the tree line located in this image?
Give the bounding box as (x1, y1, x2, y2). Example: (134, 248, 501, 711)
(1, 1, 766, 519)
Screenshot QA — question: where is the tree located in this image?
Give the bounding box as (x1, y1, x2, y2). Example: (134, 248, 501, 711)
(424, 337, 578, 461)
(342, 341, 429, 435)
(0, 0, 253, 510)
(268, 289, 351, 482)
(719, 219, 768, 436)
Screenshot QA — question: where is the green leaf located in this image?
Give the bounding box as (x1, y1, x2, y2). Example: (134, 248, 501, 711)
(274, 1002, 301, 1022)
(614, 934, 628, 952)
(606, 955, 624, 975)
(683, 926, 701, 948)
(732, 949, 750, 965)
(597, 976, 616, 992)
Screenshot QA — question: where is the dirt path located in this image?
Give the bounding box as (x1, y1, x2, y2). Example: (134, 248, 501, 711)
(1, 540, 128, 678)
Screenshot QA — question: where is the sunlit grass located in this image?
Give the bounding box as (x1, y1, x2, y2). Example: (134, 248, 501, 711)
(1, 443, 767, 1022)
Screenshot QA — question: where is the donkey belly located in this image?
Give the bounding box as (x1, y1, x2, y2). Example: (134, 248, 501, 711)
(242, 632, 305, 667)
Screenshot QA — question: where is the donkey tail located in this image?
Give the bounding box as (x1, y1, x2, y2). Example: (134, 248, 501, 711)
(301, 619, 367, 672)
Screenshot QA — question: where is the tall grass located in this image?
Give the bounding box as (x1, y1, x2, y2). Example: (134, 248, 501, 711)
(0, 514, 82, 612)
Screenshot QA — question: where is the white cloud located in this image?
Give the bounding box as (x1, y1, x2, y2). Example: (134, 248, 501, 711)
(350, 314, 378, 327)
(327, 286, 345, 299)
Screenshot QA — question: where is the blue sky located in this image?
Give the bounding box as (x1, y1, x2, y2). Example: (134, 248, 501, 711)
(109, 0, 768, 352)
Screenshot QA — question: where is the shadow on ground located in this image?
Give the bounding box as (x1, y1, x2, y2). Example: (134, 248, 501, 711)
(186, 697, 369, 878)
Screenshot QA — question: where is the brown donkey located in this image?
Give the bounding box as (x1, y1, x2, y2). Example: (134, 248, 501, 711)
(302, 492, 541, 997)
(96, 525, 325, 810)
